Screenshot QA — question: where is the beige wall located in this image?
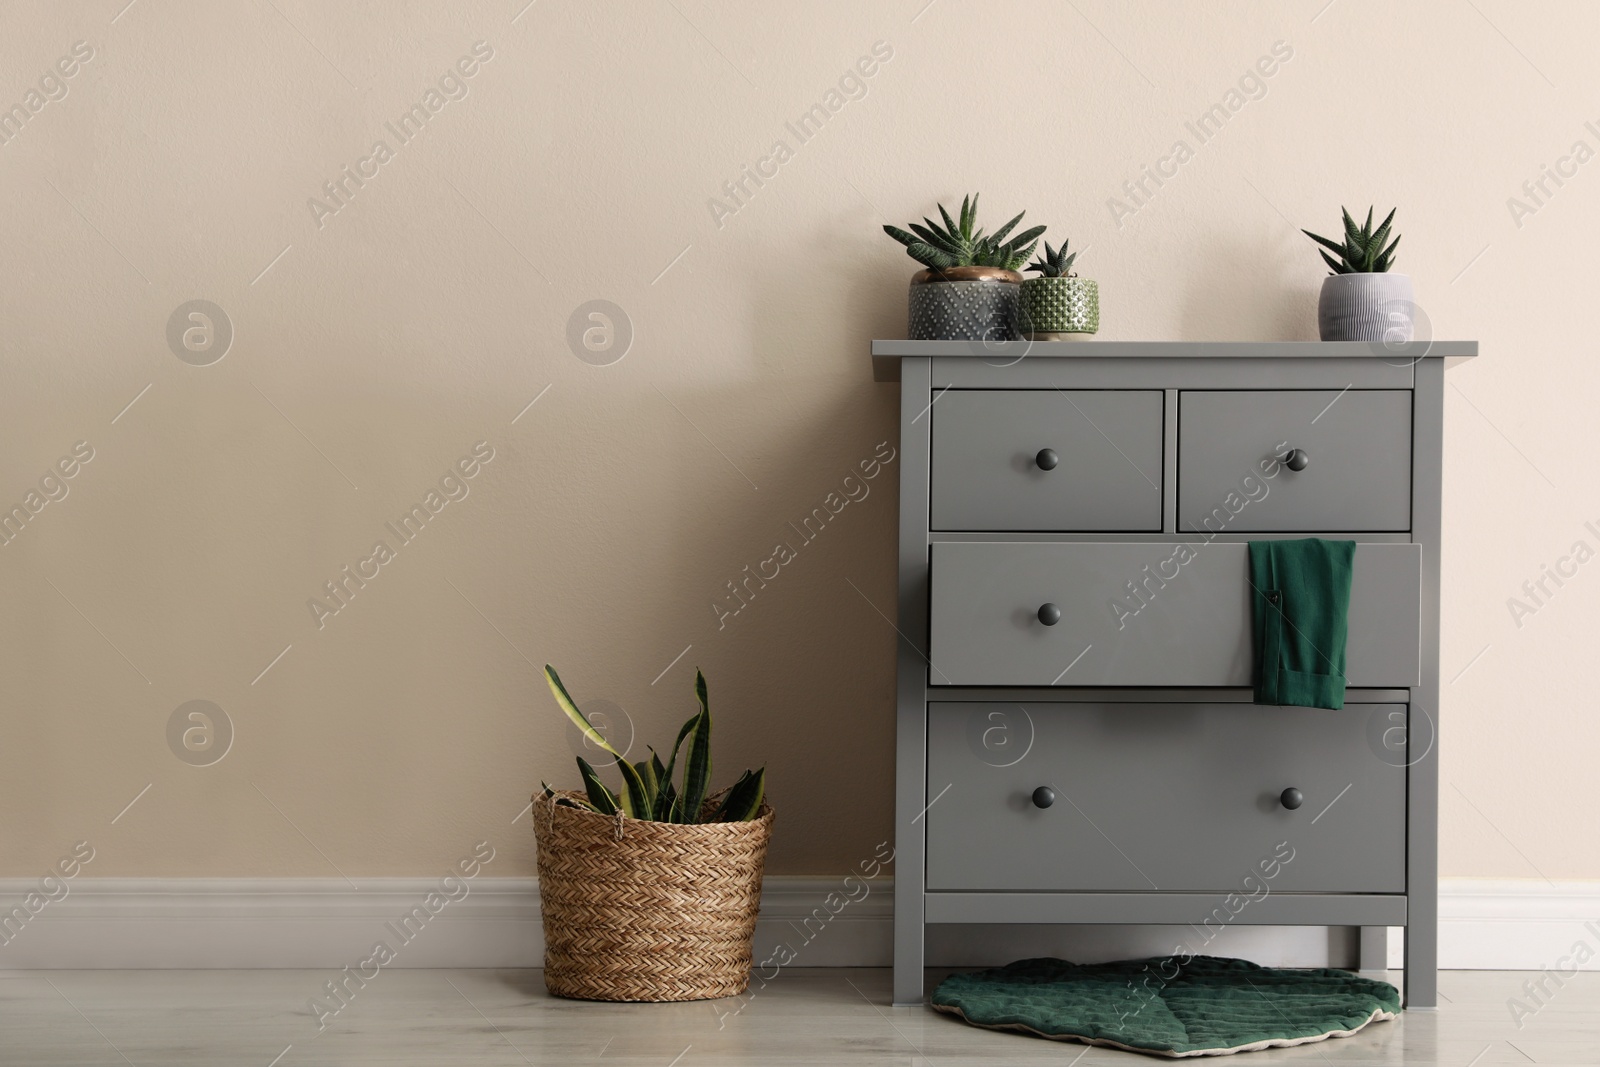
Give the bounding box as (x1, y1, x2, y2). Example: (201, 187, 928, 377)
(0, 0, 1587, 882)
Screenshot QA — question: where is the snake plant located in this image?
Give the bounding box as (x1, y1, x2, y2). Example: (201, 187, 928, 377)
(1025, 239, 1078, 278)
(883, 193, 1045, 272)
(540, 665, 766, 822)
(1303, 206, 1400, 274)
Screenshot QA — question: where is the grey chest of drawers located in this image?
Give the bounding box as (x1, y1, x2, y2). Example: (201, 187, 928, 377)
(875, 339, 1476, 1008)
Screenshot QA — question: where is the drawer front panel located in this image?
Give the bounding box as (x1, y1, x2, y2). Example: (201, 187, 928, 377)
(1178, 390, 1412, 532)
(925, 702, 1406, 893)
(931, 390, 1163, 531)
(928, 541, 1420, 687)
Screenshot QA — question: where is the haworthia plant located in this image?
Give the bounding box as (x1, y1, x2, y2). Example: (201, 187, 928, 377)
(541, 665, 767, 823)
(883, 193, 1045, 272)
(1303, 206, 1401, 274)
(1025, 239, 1078, 278)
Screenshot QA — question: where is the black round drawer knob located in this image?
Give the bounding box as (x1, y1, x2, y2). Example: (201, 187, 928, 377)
(1037, 603, 1062, 626)
(1283, 448, 1310, 472)
(1032, 786, 1056, 809)
(1280, 787, 1303, 810)
(1035, 448, 1059, 471)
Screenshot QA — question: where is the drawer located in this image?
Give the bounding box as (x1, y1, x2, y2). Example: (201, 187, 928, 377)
(1179, 390, 1412, 532)
(931, 390, 1162, 531)
(928, 541, 1419, 687)
(925, 702, 1406, 893)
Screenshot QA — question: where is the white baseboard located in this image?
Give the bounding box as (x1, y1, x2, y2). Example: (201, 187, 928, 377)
(0, 876, 1590, 971)
(1440, 879, 1600, 970)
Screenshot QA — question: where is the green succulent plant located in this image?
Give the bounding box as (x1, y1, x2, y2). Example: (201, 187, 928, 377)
(1303, 206, 1400, 274)
(1025, 239, 1078, 278)
(540, 665, 766, 823)
(882, 193, 1045, 272)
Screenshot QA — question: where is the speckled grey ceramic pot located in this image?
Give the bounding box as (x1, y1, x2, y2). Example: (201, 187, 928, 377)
(1020, 276, 1099, 337)
(907, 267, 1021, 342)
(1318, 273, 1414, 343)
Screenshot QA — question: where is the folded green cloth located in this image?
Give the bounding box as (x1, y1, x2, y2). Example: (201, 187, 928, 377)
(1249, 539, 1355, 710)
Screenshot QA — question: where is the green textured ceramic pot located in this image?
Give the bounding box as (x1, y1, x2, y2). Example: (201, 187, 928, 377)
(1019, 276, 1099, 338)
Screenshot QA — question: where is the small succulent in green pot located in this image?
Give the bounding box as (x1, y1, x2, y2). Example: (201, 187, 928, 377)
(1303, 206, 1414, 343)
(883, 194, 1044, 342)
(1019, 239, 1098, 339)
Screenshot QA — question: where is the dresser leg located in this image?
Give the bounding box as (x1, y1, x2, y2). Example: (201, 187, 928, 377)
(1404, 919, 1436, 1007)
(892, 923, 924, 1006)
(1358, 926, 1388, 970)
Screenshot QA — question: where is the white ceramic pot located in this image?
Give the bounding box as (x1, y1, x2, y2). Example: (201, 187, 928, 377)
(1317, 273, 1415, 343)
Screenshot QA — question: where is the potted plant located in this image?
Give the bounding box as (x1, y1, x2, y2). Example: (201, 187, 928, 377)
(1303, 206, 1413, 343)
(532, 665, 771, 1002)
(883, 193, 1044, 342)
(1019, 239, 1098, 339)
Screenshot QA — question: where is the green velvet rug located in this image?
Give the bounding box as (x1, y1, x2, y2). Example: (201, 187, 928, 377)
(932, 956, 1400, 1058)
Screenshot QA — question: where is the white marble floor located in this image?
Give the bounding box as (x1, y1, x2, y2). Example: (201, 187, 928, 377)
(1, 968, 1592, 1065)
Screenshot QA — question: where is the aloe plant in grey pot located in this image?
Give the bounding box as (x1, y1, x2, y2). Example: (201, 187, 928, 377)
(1019, 239, 1098, 339)
(1304, 206, 1413, 343)
(883, 194, 1044, 342)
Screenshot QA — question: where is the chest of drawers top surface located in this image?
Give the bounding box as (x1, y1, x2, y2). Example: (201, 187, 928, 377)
(871, 338, 1478, 382)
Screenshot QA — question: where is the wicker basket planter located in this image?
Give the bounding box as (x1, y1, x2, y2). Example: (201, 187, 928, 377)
(532, 789, 775, 1001)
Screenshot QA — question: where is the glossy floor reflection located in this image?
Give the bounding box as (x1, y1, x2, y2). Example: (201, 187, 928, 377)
(1, 968, 1589, 1065)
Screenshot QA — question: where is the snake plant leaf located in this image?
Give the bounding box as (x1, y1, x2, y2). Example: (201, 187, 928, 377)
(545, 665, 621, 758)
(545, 664, 650, 817)
(575, 757, 619, 815)
(634, 757, 659, 808)
(679, 670, 714, 823)
(615, 765, 651, 818)
(712, 767, 767, 822)
(658, 716, 696, 789)
(678, 717, 705, 821)
(651, 773, 677, 820)
(540, 781, 593, 811)
(657, 716, 696, 821)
